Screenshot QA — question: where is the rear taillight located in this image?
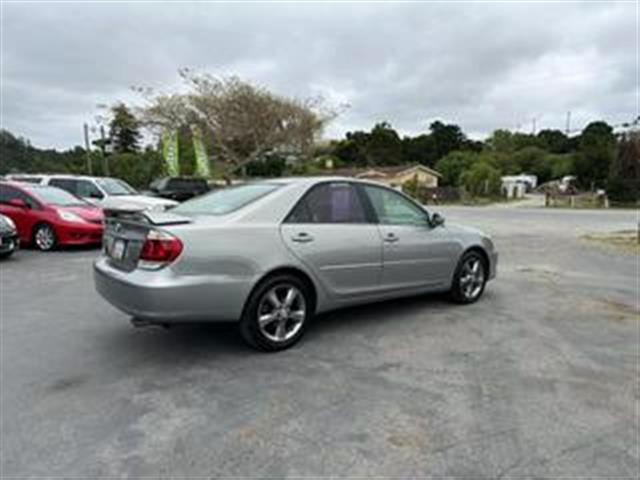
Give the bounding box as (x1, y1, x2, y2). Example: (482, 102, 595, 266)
(138, 230, 183, 269)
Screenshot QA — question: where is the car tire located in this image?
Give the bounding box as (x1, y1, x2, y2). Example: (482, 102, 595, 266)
(449, 250, 487, 304)
(33, 223, 57, 251)
(239, 274, 312, 352)
(0, 250, 14, 259)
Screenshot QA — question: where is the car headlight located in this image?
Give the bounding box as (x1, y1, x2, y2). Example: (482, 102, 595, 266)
(58, 210, 85, 223)
(0, 216, 16, 231)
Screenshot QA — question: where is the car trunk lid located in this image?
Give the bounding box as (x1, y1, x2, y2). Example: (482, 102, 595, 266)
(103, 207, 191, 271)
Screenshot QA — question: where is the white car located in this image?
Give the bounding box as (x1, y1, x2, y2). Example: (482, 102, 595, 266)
(5, 174, 177, 211)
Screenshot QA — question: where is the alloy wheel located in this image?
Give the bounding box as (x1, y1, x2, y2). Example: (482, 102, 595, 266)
(459, 257, 485, 300)
(257, 284, 306, 343)
(35, 225, 55, 251)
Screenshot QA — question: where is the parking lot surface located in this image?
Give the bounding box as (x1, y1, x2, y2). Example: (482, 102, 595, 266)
(1, 206, 638, 477)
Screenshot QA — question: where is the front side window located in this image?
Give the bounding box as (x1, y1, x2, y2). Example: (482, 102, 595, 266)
(363, 185, 428, 226)
(287, 182, 368, 224)
(76, 180, 103, 199)
(173, 183, 281, 216)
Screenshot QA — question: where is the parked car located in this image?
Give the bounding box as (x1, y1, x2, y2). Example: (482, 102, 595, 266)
(148, 176, 210, 202)
(0, 182, 104, 251)
(6, 174, 178, 211)
(0, 213, 19, 258)
(94, 177, 498, 351)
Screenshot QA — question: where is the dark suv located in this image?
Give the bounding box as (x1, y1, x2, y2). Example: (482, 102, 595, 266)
(148, 177, 210, 202)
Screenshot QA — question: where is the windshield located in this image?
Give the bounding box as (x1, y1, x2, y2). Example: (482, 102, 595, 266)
(96, 178, 138, 196)
(27, 186, 88, 207)
(173, 183, 281, 215)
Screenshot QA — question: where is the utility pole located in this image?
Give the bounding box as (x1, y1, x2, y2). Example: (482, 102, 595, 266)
(565, 111, 571, 136)
(100, 125, 109, 175)
(83, 123, 92, 175)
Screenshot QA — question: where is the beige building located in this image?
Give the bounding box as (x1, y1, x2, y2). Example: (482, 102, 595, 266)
(328, 164, 441, 189)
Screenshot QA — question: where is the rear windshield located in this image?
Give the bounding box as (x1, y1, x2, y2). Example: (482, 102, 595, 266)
(173, 183, 280, 216)
(26, 186, 87, 207)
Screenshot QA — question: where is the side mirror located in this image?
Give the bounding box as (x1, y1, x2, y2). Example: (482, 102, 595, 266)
(8, 198, 29, 209)
(430, 212, 445, 228)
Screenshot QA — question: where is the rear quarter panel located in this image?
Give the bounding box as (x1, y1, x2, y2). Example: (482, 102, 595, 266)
(164, 222, 329, 319)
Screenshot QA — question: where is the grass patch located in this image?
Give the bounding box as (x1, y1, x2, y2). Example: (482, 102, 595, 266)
(582, 231, 640, 255)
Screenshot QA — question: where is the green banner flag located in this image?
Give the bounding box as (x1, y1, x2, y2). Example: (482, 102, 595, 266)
(162, 130, 180, 176)
(191, 125, 211, 178)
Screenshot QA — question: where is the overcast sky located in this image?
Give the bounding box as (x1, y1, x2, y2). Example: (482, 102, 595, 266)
(1, 1, 637, 150)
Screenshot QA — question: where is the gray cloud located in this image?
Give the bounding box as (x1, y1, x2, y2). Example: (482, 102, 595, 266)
(1, 1, 636, 149)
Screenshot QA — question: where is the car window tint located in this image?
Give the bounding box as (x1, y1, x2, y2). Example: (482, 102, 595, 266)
(363, 185, 427, 225)
(49, 178, 78, 195)
(173, 183, 281, 215)
(76, 180, 102, 198)
(0, 185, 38, 208)
(290, 183, 367, 224)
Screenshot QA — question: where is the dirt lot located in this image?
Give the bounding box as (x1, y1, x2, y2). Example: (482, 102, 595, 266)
(1, 206, 637, 477)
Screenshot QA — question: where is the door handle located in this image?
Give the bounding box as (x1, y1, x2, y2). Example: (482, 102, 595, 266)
(291, 232, 314, 243)
(384, 233, 399, 243)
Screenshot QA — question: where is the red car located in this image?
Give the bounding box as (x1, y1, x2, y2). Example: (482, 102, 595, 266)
(0, 181, 104, 251)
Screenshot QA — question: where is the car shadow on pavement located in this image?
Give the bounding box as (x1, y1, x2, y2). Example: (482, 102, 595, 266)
(99, 292, 459, 363)
(309, 292, 453, 336)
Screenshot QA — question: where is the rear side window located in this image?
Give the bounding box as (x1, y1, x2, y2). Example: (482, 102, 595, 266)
(173, 183, 281, 215)
(49, 178, 78, 195)
(287, 182, 368, 224)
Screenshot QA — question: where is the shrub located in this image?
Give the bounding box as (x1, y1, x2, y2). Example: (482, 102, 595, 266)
(460, 161, 502, 197)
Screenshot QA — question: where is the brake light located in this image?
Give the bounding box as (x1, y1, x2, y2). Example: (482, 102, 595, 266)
(138, 230, 182, 269)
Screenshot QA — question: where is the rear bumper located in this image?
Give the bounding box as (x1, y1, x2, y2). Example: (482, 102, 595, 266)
(93, 257, 252, 323)
(57, 223, 103, 246)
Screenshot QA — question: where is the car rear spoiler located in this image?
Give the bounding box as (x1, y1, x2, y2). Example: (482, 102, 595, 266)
(104, 207, 192, 226)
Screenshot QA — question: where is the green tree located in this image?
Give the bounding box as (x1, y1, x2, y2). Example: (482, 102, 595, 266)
(460, 161, 502, 197)
(512, 146, 552, 182)
(429, 120, 467, 159)
(548, 153, 575, 179)
(607, 132, 640, 202)
(402, 134, 436, 167)
(109, 103, 141, 153)
(435, 150, 478, 186)
(537, 129, 570, 153)
(366, 122, 403, 166)
(574, 121, 616, 189)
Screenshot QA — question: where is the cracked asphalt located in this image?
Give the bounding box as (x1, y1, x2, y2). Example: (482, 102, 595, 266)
(1, 206, 638, 477)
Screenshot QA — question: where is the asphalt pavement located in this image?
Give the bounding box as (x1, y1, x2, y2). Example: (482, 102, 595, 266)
(1, 206, 638, 477)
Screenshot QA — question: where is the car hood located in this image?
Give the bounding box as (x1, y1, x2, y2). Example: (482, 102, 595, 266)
(59, 205, 104, 222)
(445, 223, 487, 237)
(102, 195, 178, 211)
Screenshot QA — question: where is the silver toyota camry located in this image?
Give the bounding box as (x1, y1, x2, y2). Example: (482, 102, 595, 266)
(94, 177, 497, 351)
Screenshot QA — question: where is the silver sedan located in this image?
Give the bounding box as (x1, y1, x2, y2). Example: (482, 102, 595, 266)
(94, 177, 497, 351)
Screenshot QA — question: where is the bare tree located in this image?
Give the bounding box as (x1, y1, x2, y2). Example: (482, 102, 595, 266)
(137, 70, 340, 179)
